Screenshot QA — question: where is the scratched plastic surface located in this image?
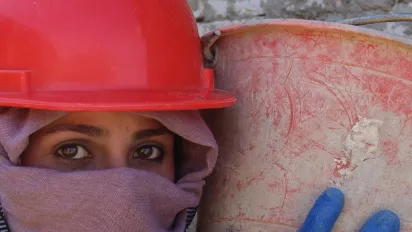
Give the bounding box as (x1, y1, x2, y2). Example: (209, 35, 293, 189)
(198, 19, 412, 232)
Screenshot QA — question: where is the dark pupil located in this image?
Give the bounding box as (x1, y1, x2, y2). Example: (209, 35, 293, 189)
(61, 146, 78, 157)
(139, 147, 153, 158)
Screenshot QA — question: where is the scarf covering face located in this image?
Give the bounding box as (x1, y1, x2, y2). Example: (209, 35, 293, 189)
(0, 108, 218, 232)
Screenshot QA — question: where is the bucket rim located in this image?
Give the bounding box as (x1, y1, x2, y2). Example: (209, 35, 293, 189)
(201, 19, 412, 58)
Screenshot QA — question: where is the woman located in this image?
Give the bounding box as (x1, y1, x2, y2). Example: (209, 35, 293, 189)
(0, 109, 220, 232)
(0, 0, 400, 231)
(0, 0, 235, 231)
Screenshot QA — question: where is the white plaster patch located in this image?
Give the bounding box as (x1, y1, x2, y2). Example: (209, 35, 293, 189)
(336, 118, 383, 177)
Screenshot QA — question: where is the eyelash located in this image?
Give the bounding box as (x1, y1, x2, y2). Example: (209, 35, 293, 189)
(53, 142, 92, 162)
(134, 144, 165, 162)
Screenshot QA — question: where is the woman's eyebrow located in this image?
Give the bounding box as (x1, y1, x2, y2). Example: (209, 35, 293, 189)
(39, 124, 171, 139)
(133, 127, 172, 140)
(40, 124, 108, 137)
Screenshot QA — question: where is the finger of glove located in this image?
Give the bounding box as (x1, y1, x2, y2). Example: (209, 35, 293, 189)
(360, 210, 400, 232)
(298, 188, 344, 232)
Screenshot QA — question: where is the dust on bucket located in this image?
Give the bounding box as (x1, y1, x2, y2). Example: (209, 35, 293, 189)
(198, 19, 412, 231)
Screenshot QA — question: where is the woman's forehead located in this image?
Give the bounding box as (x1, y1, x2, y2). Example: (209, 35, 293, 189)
(34, 112, 167, 137)
(54, 112, 161, 125)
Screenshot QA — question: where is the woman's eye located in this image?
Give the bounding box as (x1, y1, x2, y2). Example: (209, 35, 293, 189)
(56, 145, 90, 159)
(133, 145, 163, 160)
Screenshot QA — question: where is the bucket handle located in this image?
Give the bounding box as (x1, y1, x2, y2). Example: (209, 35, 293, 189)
(337, 13, 412, 26)
(202, 31, 221, 68)
(202, 13, 412, 66)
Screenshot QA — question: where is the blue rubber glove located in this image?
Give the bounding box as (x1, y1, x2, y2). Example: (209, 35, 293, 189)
(298, 188, 400, 232)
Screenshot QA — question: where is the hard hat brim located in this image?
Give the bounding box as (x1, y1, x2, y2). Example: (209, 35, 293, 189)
(0, 89, 236, 111)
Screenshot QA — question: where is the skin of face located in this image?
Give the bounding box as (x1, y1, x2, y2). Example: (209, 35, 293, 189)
(21, 112, 176, 181)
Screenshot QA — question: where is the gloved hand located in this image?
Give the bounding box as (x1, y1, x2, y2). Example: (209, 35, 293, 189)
(298, 188, 400, 232)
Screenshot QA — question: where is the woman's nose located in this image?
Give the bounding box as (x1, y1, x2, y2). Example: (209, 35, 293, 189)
(97, 153, 129, 169)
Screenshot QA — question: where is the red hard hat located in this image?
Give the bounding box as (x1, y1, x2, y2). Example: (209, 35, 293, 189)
(0, 0, 236, 111)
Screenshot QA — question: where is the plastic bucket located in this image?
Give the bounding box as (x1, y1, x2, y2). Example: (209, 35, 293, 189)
(198, 19, 412, 231)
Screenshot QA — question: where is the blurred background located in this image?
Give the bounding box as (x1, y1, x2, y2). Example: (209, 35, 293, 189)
(187, 0, 412, 36)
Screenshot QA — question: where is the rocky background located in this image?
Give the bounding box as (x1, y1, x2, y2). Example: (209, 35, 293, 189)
(188, 0, 412, 36)
(186, 1, 412, 231)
